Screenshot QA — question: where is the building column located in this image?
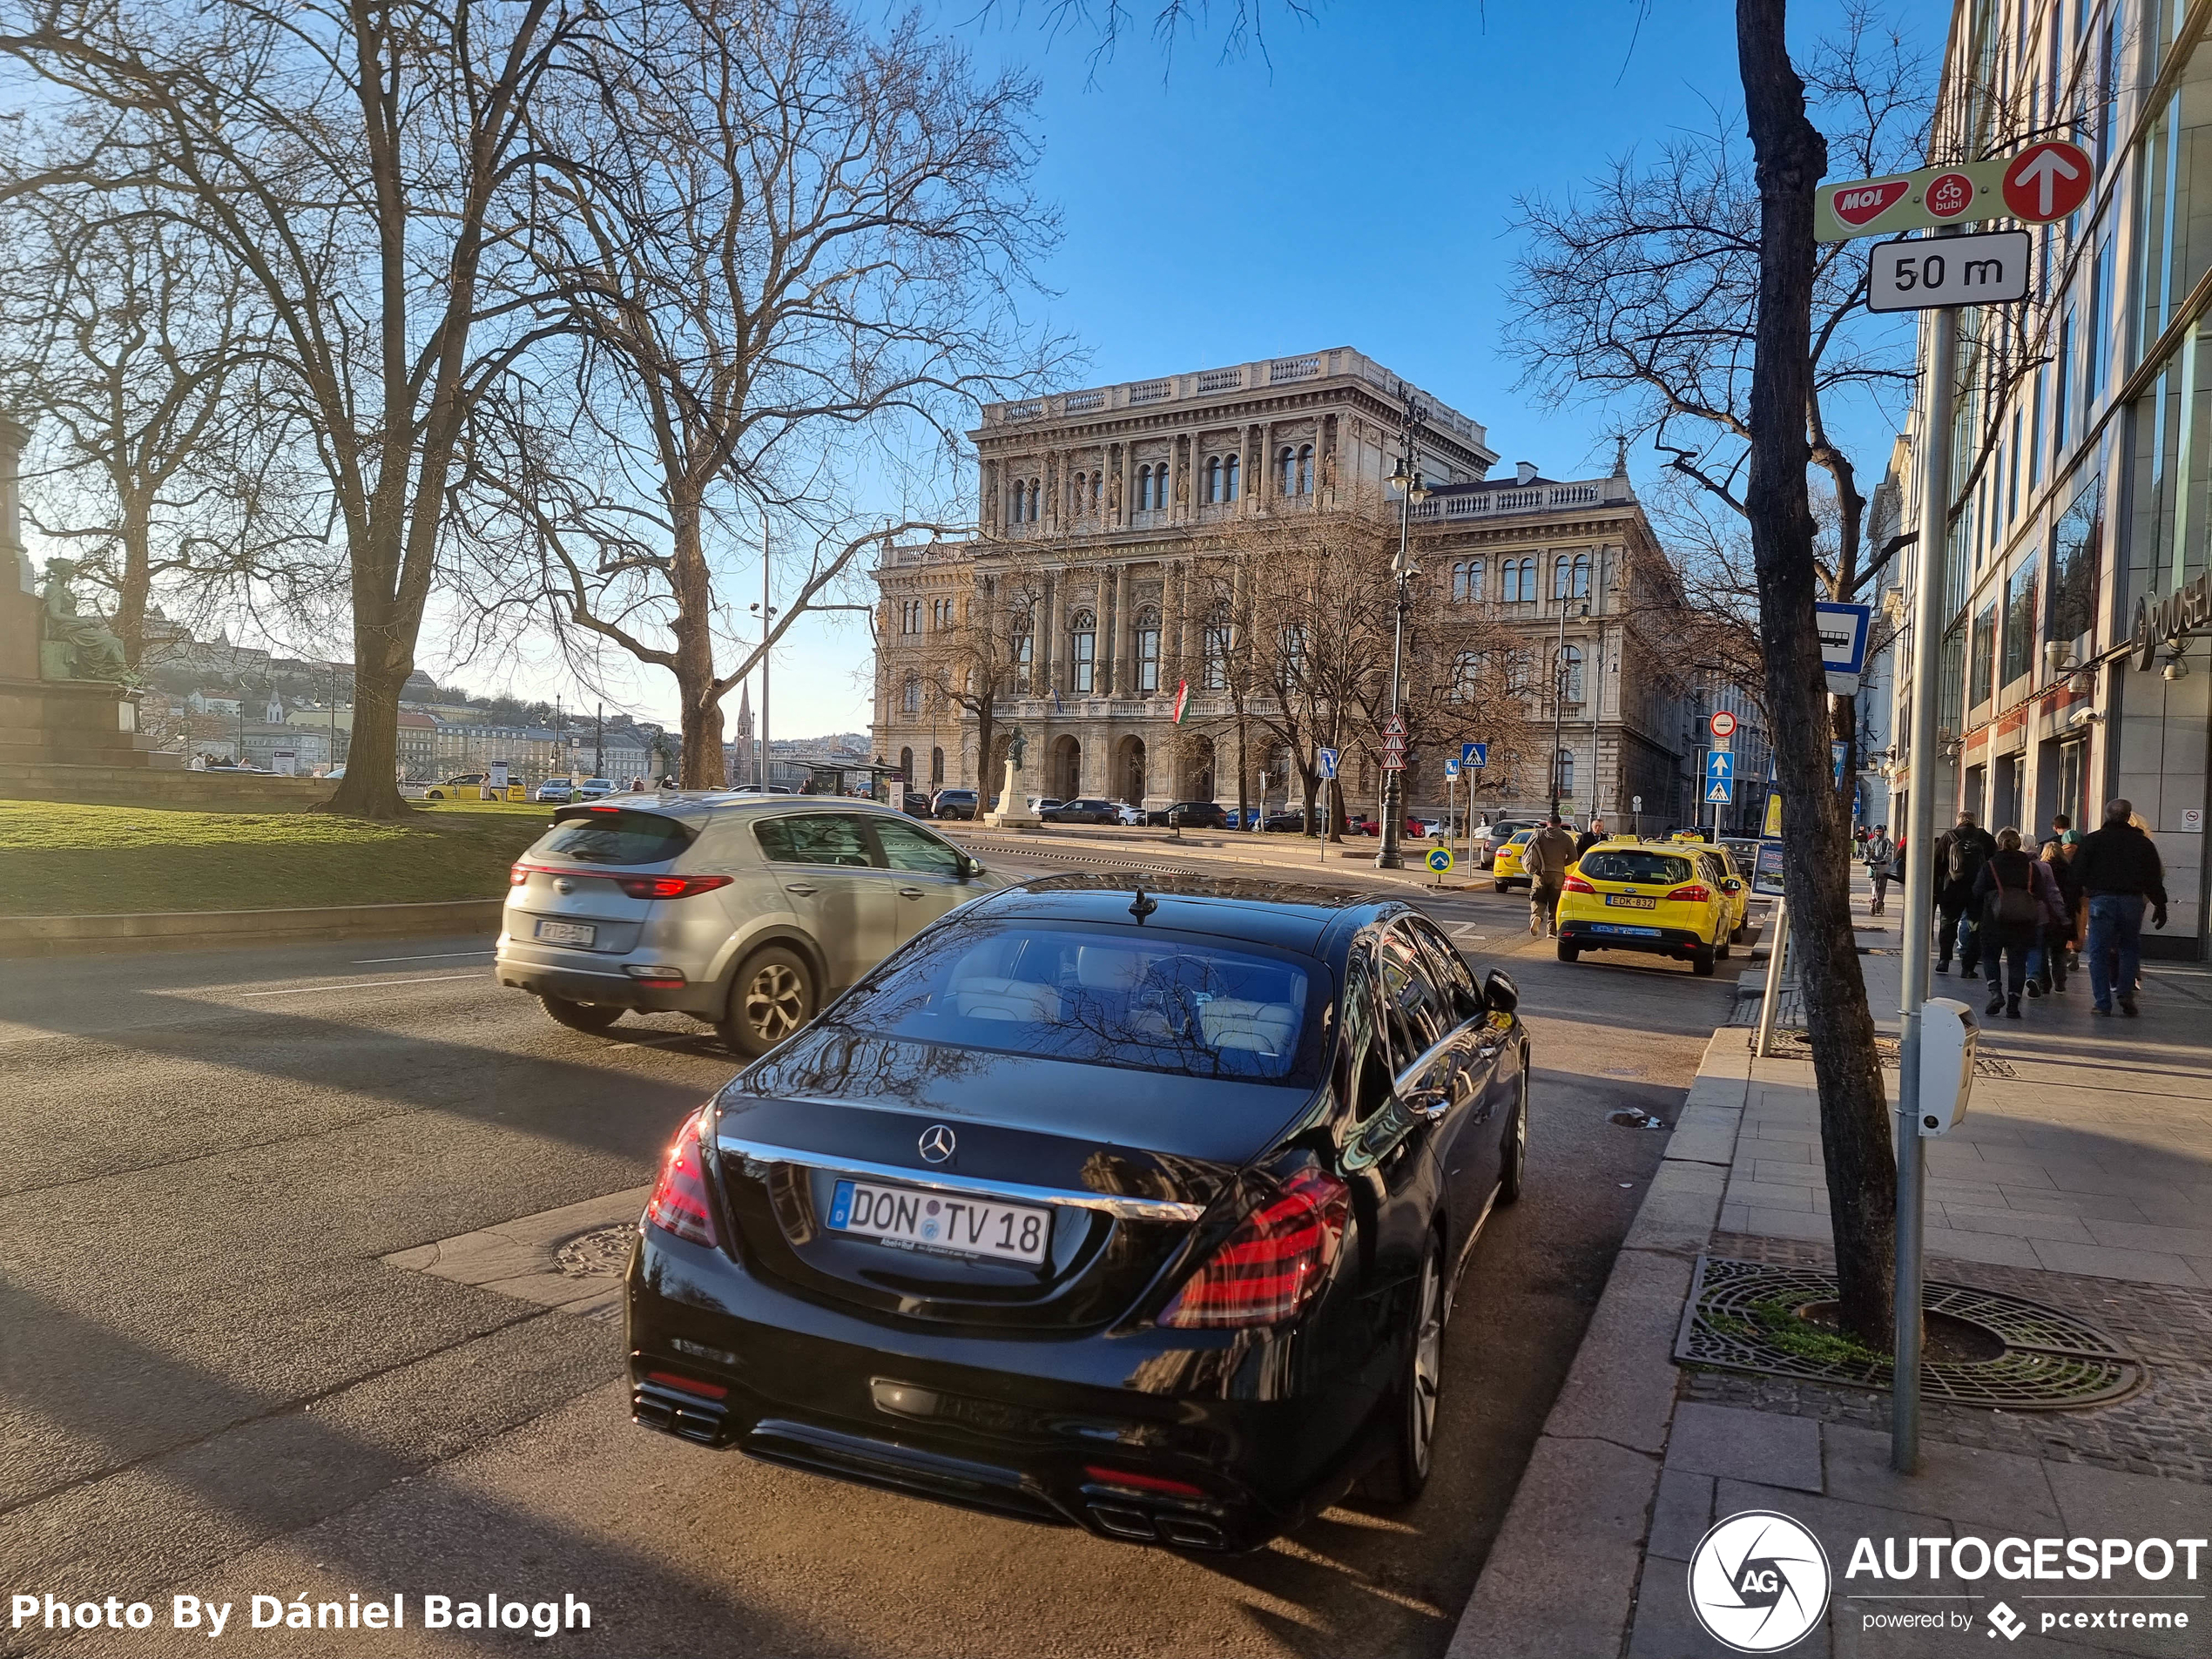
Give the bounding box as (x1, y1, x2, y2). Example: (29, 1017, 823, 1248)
(981, 460, 998, 532)
(1037, 572, 1056, 693)
(1112, 563, 1132, 696)
(1169, 560, 1189, 690)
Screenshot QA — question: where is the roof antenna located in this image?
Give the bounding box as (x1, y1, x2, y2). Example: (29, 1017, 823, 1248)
(1129, 882, 1157, 923)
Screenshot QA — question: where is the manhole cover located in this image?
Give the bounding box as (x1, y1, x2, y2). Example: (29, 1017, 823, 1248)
(1675, 1256, 2142, 1410)
(555, 1223, 636, 1279)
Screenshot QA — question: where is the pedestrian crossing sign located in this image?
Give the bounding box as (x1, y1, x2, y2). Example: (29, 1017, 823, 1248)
(1705, 779, 1734, 804)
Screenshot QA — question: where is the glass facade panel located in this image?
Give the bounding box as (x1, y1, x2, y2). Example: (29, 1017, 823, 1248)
(2050, 475, 2101, 644)
(2001, 559, 2039, 687)
(1969, 599, 1997, 709)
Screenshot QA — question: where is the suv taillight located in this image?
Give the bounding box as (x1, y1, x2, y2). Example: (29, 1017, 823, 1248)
(616, 874, 732, 900)
(1667, 883, 1713, 903)
(644, 1109, 719, 1247)
(1157, 1169, 1349, 1329)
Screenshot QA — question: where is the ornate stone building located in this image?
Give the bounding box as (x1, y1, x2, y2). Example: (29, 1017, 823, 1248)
(872, 347, 1696, 824)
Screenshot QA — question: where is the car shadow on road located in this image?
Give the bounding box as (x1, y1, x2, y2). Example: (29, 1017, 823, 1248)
(0, 1277, 820, 1658)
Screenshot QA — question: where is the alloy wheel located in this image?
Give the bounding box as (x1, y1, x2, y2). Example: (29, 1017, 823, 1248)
(1410, 1251, 1443, 1477)
(745, 962, 806, 1041)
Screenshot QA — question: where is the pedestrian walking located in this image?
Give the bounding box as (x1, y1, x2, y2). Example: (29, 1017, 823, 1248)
(1574, 819, 1608, 860)
(2071, 799, 2168, 1016)
(1524, 815, 1578, 939)
(1931, 810, 1996, 976)
(2029, 832, 2080, 995)
(1971, 828, 2065, 1019)
(1863, 823, 1897, 914)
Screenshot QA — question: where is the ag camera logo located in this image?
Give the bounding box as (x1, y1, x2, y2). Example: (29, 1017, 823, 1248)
(1688, 1510, 1831, 1652)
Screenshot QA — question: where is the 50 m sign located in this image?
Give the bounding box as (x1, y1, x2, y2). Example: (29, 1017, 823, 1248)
(1867, 231, 2031, 313)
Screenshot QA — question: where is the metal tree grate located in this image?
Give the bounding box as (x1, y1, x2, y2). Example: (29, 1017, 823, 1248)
(1675, 1257, 2142, 1410)
(1758, 1027, 2018, 1077)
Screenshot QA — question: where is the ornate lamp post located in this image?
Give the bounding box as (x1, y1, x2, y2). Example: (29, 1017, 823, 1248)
(1376, 399, 1430, 870)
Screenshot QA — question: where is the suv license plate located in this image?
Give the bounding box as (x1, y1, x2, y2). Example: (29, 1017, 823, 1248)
(535, 919, 597, 945)
(827, 1178, 1049, 1264)
(1605, 895, 1658, 909)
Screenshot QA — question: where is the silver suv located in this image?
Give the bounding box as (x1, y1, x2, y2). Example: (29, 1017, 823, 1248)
(496, 794, 1001, 1055)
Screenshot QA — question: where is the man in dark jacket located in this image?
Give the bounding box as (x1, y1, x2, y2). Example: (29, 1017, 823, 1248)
(1931, 811, 1996, 976)
(2072, 799, 2168, 1016)
(1574, 819, 1608, 860)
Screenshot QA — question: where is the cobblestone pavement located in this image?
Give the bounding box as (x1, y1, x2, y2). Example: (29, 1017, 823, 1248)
(1683, 1231, 2212, 1486)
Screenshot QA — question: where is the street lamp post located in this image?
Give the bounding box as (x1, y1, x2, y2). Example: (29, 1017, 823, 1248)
(1549, 598, 1589, 819)
(1376, 396, 1430, 871)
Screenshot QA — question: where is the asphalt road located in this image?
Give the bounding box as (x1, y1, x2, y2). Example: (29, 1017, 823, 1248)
(0, 834, 1751, 1658)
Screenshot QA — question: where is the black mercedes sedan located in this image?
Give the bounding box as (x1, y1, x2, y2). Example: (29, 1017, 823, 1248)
(625, 873, 1531, 1553)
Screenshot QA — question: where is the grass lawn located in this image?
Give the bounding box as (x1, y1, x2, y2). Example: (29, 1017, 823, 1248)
(0, 798, 557, 914)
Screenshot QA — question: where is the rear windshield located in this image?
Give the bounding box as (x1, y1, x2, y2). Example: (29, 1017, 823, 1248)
(536, 809, 695, 866)
(1580, 850, 1692, 886)
(847, 921, 1320, 1082)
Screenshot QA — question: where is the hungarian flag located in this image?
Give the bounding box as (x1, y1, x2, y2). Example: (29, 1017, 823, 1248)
(1170, 680, 1190, 725)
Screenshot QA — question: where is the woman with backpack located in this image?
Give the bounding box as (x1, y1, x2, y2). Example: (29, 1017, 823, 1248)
(1972, 826, 2067, 1019)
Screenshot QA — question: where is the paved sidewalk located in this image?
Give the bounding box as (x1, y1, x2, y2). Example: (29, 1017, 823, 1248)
(1449, 876, 2212, 1658)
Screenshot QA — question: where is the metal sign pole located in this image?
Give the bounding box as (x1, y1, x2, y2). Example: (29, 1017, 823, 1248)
(1753, 899, 1789, 1060)
(1892, 244, 1960, 1476)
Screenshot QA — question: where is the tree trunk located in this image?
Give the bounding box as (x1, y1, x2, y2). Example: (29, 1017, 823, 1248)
(116, 492, 152, 670)
(1737, 0, 1896, 1348)
(681, 676, 727, 788)
(671, 488, 728, 789)
(326, 642, 409, 818)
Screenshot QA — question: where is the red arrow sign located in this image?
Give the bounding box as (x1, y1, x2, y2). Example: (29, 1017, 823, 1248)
(1829, 178, 1909, 227)
(2001, 140, 2093, 222)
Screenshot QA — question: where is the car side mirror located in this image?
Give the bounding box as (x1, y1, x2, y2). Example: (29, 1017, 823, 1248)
(1722, 877, 1743, 894)
(960, 855, 986, 881)
(1483, 969, 1519, 1015)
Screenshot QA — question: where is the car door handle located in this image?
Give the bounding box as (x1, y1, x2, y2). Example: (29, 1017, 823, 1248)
(784, 883, 819, 896)
(898, 887, 925, 899)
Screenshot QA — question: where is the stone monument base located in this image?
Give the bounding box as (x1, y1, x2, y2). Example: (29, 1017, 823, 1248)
(983, 758, 1041, 827)
(0, 674, 154, 769)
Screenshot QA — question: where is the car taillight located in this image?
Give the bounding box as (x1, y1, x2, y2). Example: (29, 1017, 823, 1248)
(1667, 883, 1712, 903)
(1562, 873, 1595, 894)
(644, 1109, 719, 1247)
(509, 862, 529, 886)
(615, 874, 732, 900)
(1157, 1168, 1349, 1329)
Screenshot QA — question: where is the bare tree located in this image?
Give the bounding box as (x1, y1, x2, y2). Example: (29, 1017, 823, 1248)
(0, 184, 320, 667)
(1, 0, 598, 816)
(506, 0, 1061, 786)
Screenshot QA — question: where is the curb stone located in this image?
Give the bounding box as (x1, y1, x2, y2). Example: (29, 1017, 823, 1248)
(0, 897, 503, 957)
(1444, 1025, 1754, 1659)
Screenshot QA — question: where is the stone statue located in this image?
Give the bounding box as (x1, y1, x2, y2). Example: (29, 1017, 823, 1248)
(40, 558, 133, 684)
(1007, 726, 1027, 771)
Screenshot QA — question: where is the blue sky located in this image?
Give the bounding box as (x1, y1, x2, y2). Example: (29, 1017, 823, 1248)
(475, 0, 1937, 738)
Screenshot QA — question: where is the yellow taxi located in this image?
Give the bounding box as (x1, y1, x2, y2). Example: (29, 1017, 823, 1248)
(1704, 842, 1751, 942)
(1554, 839, 1738, 974)
(1490, 827, 1537, 892)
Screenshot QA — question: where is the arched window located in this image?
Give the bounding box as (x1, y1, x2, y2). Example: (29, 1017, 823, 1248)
(1277, 446, 1295, 496)
(1279, 623, 1307, 673)
(1069, 471, 1085, 515)
(901, 673, 921, 714)
(1452, 560, 1486, 603)
(1137, 465, 1156, 512)
(899, 745, 914, 782)
(1450, 650, 1480, 700)
(1010, 613, 1033, 682)
(1554, 748, 1575, 801)
(1511, 557, 1536, 601)
(1224, 455, 1239, 501)
(1089, 472, 1102, 513)
(1006, 480, 1022, 524)
(1296, 444, 1314, 495)
(1559, 644, 1584, 703)
(930, 746, 945, 785)
(1205, 456, 1222, 504)
(1069, 608, 1096, 694)
(1027, 478, 1041, 522)
(1136, 607, 1161, 693)
(1500, 560, 1521, 604)
(1202, 604, 1231, 690)
(1570, 552, 1592, 597)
